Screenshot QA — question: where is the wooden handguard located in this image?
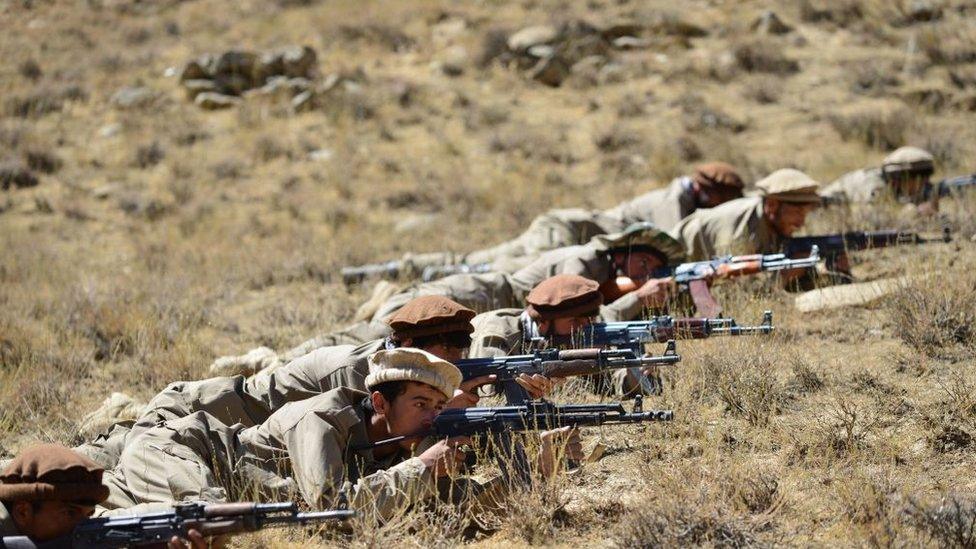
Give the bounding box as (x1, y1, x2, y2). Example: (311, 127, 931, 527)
(715, 260, 762, 279)
(541, 359, 604, 378)
(555, 348, 603, 360)
(203, 502, 257, 517)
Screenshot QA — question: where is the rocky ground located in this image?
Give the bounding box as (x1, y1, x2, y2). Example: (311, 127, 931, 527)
(2, 0, 976, 546)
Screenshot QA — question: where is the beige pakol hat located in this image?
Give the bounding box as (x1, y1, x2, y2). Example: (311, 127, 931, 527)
(755, 168, 821, 203)
(591, 222, 686, 264)
(881, 146, 935, 176)
(366, 347, 462, 400)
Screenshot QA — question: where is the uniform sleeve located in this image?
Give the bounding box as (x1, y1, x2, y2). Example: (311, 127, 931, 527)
(599, 292, 644, 322)
(251, 351, 338, 410)
(284, 410, 436, 519)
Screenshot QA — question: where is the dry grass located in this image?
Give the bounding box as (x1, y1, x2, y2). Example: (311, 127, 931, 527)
(2, 0, 976, 545)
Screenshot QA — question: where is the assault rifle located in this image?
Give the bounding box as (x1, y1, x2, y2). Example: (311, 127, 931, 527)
(0, 502, 354, 548)
(457, 342, 681, 404)
(584, 311, 774, 348)
(600, 248, 820, 317)
(923, 174, 976, 199)
(353, 398, 673, 451)
(341, 260, 410, 285)
(783, 227, 952, 271)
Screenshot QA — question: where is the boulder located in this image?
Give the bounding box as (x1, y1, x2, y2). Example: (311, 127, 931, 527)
(440, 45, 469, 76)
(508, 25, 559, 53)
(110, 86, 156, 109)
(213, 50, 258, 78)
(527, 55, 571, 87)
(751, 10, 793, 35)
(178, 58, 209, 82)
(281, 45, 317, 78)
(194, 92, 241, 110)
(182, 78, 217, 100)
(904, 0, 941, 23)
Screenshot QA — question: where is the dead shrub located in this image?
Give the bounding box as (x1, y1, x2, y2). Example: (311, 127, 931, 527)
(733, 41, 799, 75)
(828, 105, 910, 150)
(886, 277, 976, 360)
(789, 359, 825, 394)
(917, 23, 976, 65)
(744, 76, 781, 104)
(610, 501, 758, 548)
(133, 141, 165, 168)
(24, 149, 62, 174)
(4, 85, 88, 118)
(907, 495, 976, 549)
(717, 359, 786, 426)
(799, 0, 864, 26)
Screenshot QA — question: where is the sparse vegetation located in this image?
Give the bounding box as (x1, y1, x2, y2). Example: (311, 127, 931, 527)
(2, 0, 976, 545)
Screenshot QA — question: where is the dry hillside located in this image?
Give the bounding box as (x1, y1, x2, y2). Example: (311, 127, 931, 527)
(2, 0, 976, 546)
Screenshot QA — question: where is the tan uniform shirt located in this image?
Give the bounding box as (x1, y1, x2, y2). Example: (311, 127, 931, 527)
(669, 196, 781, 261)
(819, 168, 886, 204)
(116, 388, 434, 520)
(605, 177, 696, 231)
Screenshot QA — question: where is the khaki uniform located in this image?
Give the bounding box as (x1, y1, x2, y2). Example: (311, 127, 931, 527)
(669, 196, 782, 261)
(76, 341, 387, 471)
(113, 388, 436, 519)
(384, 179, 695, 274)
(468, 309, 655, 396)
(819, 168, 887, 204)
(605, 177, 696, 232)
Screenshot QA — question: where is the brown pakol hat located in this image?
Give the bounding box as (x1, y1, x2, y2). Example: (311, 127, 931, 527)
(0, 444, 109, 504)
(693, 161, 744, 189)
(526, 274, 604, 321)
(387, 296, 476, 339)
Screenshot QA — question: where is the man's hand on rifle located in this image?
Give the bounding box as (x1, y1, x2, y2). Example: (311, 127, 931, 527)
(515, 373, 561, 399)
(634, 278, 676, 308)
(536, 426, 584, 478)
(446, 375, 497, 408)
(419, 437, 471, 477)
(167, 530, 227, 549)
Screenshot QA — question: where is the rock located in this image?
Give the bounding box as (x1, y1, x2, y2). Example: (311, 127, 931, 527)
(0, 162, 39, 190)
(600, 23, 643, 41)
(213, 50, 257, 78)
(526, 44, 555, 59)
(281, 45, 317, 78)
(508, 25, 559, 53)
(527, 55, 571, 87)
(110, 86, 156, 109)
(182, 78, 217, 100)
(257, 51, 285, 81)
(291, 89, 316, 112)
(91, 183, 120, 200)
(440, 45, 469, 76)
(195, 92, 241, 110)
(179, 58, 209, 82)
(905, 0, 941, 23)
(308, 148, 334, 162)
(213, 74, 254, 96)
(97, 123, 122, 138)
(597, 62, 627, 84)
(612, 36, 652, 50)
(751, 10, 793, 35)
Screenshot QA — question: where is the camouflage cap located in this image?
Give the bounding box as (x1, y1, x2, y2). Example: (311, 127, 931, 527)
(366, 347, 462, 400)
(881, 146, 935, 176)
(526, 274, 604, 321)
(387, 296, 476, 340)
(755, 168, 822, 204)
(591, 222, 686, 264)
(0, 444, 109, 505)
(692, 161, 745, 189)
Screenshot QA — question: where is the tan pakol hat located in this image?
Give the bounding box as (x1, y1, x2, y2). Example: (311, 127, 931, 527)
(755, 168, 822, 203)
(526, 274, 603, 321)
(692, 161, 744, 189)
(366, 347, 463, 400)
(881, 146, 935, 175)
(386, 296, 476, 339)
(0, 444, 109, 504)
(590, 222, 686, 264)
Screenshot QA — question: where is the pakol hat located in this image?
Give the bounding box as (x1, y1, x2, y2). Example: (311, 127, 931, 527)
(366, 347, 462, 400)
(0, 444, 109, 505)
(881, 146, 935, 177)
(755, 168, 822, 203)
(386, 296, 475, 339)
(526, 274, 603, 321)
(692, 161, 744, 189)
